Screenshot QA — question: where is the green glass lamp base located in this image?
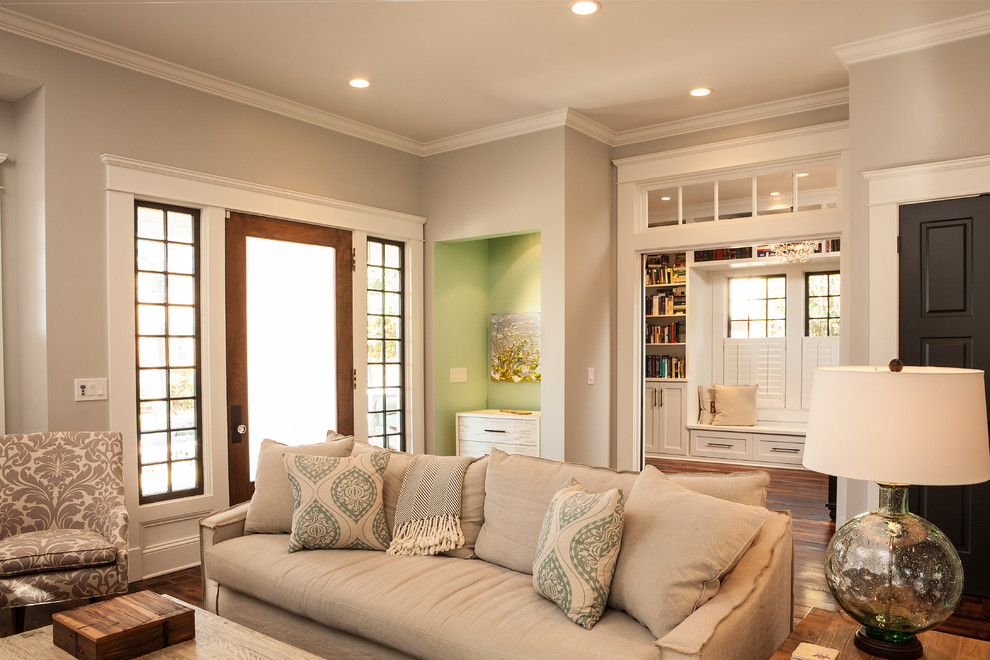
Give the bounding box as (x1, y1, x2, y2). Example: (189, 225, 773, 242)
(854, 626, 923, 659)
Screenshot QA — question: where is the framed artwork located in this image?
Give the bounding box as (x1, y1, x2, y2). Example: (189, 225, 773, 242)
(490, 312, 541, 383)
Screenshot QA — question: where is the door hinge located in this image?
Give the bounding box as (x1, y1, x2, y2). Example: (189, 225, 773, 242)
(352, 368, 357, 390)
(352, 248, 356, 272)
(896, 235, 901, 254)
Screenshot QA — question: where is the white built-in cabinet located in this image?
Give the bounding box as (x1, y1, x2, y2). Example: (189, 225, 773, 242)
(644, 382, 687, 455)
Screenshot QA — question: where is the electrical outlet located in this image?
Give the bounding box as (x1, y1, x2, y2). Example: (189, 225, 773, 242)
(75, 378, 108, 401)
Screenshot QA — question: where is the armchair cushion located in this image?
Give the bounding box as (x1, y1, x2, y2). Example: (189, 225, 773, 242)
(0, 529, 116, 577)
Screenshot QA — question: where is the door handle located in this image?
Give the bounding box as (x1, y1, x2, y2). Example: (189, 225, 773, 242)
(230, 405, 245, 444)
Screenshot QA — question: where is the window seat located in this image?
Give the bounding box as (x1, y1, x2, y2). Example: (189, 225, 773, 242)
(684, 422, 807, 467)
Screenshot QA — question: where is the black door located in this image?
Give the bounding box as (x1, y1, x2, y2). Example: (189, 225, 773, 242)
(899, 194, 990, 597)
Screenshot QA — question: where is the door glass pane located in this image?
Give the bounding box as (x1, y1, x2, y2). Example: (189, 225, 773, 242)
(647, 187, 679, 227)
(717, 177, 752, 220)
(757, 170, 793, 215)
(682, 182, 715, 223)
(246, 237, 337, 480)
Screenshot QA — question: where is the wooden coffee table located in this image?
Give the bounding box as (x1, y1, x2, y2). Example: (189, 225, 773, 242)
(773, 608, 990, 660)
(0, 595, 324, 659)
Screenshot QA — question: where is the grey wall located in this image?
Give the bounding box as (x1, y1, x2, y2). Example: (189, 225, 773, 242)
(0, 30, 422, 433)
(847, 33, 990, 365)
(563, 129, 614, 465)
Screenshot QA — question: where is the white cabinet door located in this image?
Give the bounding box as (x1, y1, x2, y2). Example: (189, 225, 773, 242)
(645, 383, 687, 456)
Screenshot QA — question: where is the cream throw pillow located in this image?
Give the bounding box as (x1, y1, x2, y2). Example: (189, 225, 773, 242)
(668, 469, 770, 507)
(712, 384, 758, 426)
(283, 451, 391, 552)
(607, 466, 768, 638)
(244, 435, 355, 534)
(698, 386, 716, 424)
(532, 478, 624, 630)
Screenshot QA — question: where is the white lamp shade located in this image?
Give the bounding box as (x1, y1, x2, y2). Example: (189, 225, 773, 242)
(803, 366, 990, 485)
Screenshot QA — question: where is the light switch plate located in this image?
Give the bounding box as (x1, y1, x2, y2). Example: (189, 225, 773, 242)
(449, 367, 468, 383)
(75, 378, 108, 401)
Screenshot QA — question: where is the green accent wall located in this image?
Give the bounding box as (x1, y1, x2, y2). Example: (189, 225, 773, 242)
(487, 233, 541, 410)
(433, 232, 541, 455)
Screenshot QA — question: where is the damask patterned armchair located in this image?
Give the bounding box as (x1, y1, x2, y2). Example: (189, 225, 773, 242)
(0, 432, 128, 632)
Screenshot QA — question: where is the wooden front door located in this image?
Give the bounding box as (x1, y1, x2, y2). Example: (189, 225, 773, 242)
(899, 194, 990, 596)
(225, 212, 354, 505)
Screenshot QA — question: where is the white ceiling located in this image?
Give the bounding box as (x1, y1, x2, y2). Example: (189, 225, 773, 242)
(2, 0, 989, 151)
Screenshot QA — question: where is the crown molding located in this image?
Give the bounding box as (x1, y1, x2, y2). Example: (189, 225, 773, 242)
(0, 8, 422, 155)
(612, 88, 849, 147)
(0, 6, 855, 157)
(834, 9, 990, 66)
(102, 153, 427, 225)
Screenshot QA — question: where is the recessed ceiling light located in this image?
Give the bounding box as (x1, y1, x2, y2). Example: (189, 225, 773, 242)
(770, 191, 781, 196)
(571, 1, 600, 15)
(797, 172, 811, 177)
(660, 196, 671, 201)
(690, 87, 711, 97)
(349, 78, 370, 89)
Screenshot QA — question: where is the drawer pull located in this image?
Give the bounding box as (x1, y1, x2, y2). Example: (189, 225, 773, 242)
(484, 429, 508, 433)
(706, 442, 734, 449)
(770, 447, 801, 453)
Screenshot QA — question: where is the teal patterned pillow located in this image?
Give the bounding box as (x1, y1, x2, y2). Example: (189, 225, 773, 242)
(532, 477, 625, 629)
(283, 450, 391, 553)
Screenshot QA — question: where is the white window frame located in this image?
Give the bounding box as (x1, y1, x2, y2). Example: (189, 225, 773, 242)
(105, 155, 425, 579)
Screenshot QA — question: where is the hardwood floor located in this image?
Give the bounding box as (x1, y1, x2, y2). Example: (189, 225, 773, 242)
(4, 461, 988, 642)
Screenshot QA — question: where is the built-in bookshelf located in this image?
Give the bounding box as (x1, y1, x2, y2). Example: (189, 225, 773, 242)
(644, 252, 686, 380)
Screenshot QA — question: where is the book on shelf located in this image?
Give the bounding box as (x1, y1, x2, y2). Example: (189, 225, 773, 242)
(692, 246, 753, 262)
(645, 253, 686, 285)
(646, 286, 686, 316)
(645, 355, 685, 379)
(647, 320, 686, 344)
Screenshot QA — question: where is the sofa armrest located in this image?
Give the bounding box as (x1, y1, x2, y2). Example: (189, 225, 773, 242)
(655, 510, 794, 660)
(200, 502, 249, 555)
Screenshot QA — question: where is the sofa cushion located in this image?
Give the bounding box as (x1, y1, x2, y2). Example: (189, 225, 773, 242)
(607, 466, 769, 639)
(0, 529, 116, 577)
(666, 469, 770, 507)
(476, 450, 637, 574)
(532, 478, 624, 630)
(284, 451, 391, 552)
(205, 534, 657, 659)
(245, 436, 355, 534)
(352, 442, 487, 559)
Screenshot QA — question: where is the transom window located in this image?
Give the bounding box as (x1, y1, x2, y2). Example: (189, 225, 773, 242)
(729, 275, 786, 338)
(807, 271, 840, 336)
(367, 239, 405, 451)
(134, 201, 203, 504)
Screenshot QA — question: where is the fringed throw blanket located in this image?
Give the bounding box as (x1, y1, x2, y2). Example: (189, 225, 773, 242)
(387, 454, 474, 556)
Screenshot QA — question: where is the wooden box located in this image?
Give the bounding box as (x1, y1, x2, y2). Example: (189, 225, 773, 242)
(52, 591, 195, 660)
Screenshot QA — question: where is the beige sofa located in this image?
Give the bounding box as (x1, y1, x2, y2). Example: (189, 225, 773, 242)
(200, 444, 793, 660)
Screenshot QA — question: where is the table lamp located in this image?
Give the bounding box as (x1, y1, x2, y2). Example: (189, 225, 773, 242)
(803, 362, 990, 659)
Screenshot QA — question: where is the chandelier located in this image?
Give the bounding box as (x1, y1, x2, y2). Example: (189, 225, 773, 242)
(771, 240, 818, 263)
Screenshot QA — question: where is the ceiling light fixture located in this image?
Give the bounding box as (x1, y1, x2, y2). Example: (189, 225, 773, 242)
(349, 78, 370, 89)
(690, 87, 711, 97)
(660, 196, 671, 201)
(570, 1, 600, 15)
(797, 172, 811, 177)
(769, 191, 780, 196)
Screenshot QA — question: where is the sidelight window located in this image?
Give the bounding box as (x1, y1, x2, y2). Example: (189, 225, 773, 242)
(367, 239, 405, 451)
(134, 201, 204, 503)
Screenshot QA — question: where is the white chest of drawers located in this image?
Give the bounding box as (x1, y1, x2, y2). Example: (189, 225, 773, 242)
(455, 410, 541, 458)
